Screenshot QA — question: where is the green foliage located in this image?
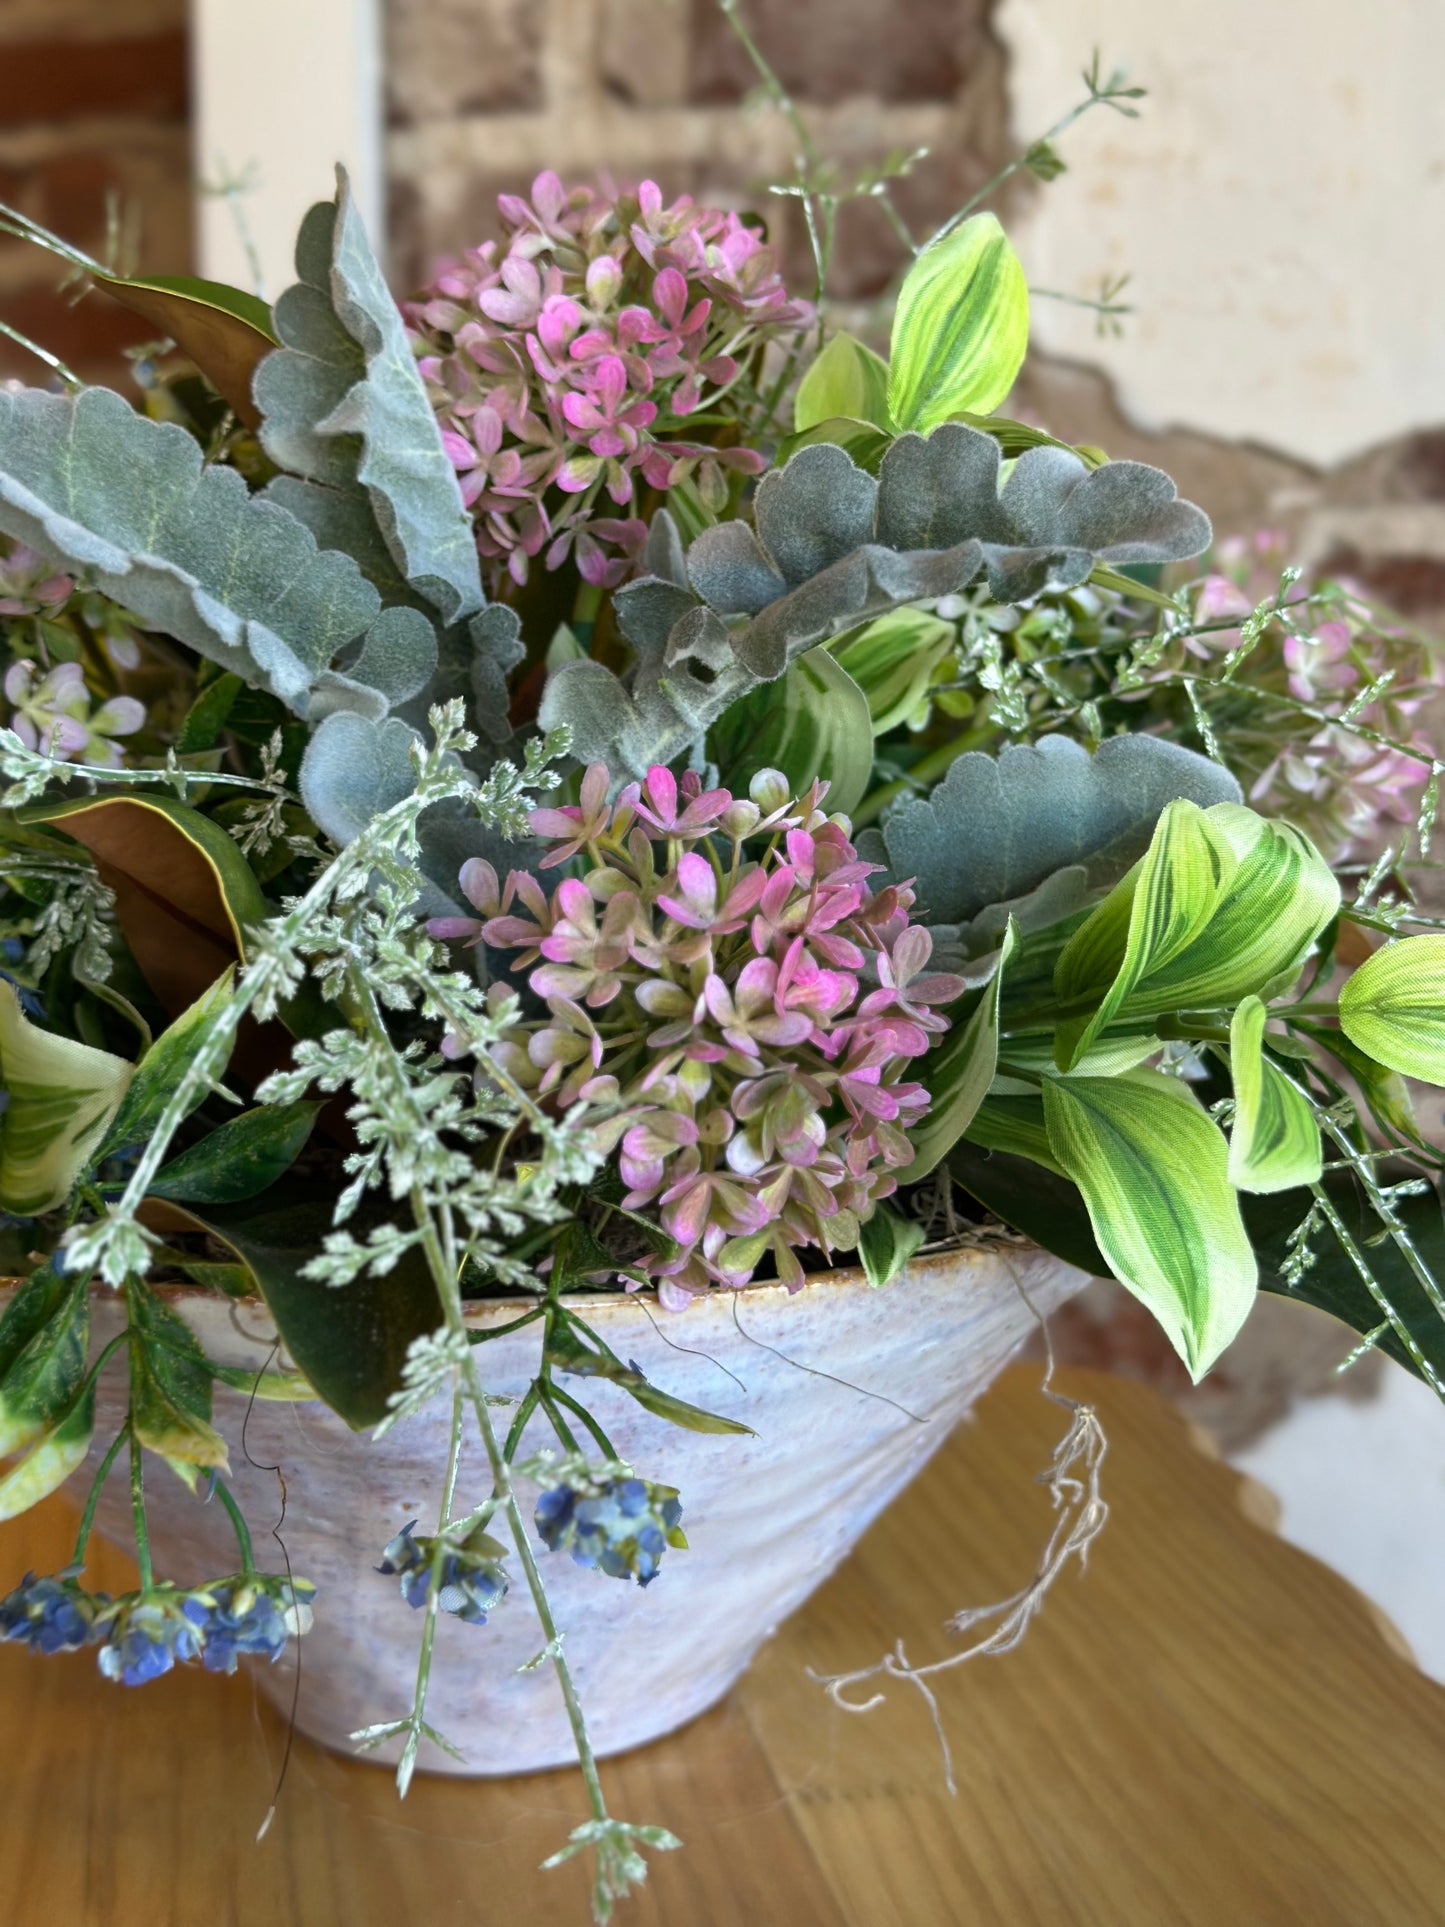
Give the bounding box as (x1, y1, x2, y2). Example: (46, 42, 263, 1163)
(903, 921, 1017, 1181)
(1042, 1069, 1256, 1379)
(1338, 935, 1445, 1086)
(92, 272, 276, 429)
(888, 214, 1030, 432)
(831, 607, 955, 736)
(544, 1315, 752, 1437)
(126, 1280, 229, 1469)
(857, 1200, 927, 1288)
(709, 643, 872, 817)
(0, 1264, 89, 1456)
(98, 969, 235, 1158)
(147, 1100, 321, 1204)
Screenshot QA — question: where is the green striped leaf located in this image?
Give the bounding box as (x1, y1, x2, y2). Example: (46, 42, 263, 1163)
(795, 331, 894, 434)
(887, 213, 1029, 433)
(831, 607, 955, 736)
(1338, 934, 1445, 1086)
(1055, 801, 1339, 1069)
(709, 643, 873, 818)
(901, 921, 1018, 1181)
(1042, 1068, 1257, 1380)
(0, 983, 132, 1215)
(1227, 996, 1322, 1193)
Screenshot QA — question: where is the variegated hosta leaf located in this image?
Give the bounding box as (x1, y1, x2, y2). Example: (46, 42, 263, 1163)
(831, 606, 955, 736)
(1338, 934, 1445, 1087)
(0, 386, 414, 719)
(0, 982, 132, 1215)
(901, 920, 1018, 1182)
(888, 213, 1029, 432)
(1055, 801, 1340, 1070)
(541, 422, 1208, 779)
(1227, 996, 1322, 1193)
(254, 168, 484, 629)
(1042, 1069, 1257, 1380)
(795, 331, 894, 434)
(857, 1202, 926, 1288)
(879, 733, 1241, 927)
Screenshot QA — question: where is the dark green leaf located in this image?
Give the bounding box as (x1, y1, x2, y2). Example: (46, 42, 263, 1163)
(127, 1282, 228, 1469)
(0, 1264, 89, 1455)
(948, 1135, 1109, 1278)
(147, 1100, 320, 1204)
(164, 1182, 442, 1429)
(98, 968, 235, 1158)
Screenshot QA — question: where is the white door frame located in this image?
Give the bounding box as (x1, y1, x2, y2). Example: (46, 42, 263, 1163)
(190, 0, 385, 298)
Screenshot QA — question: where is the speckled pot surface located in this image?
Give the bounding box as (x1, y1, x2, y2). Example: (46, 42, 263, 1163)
(72, 1238, 1086, 1775)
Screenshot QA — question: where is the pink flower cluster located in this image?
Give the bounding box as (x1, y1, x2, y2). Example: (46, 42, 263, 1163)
(1189, 533, 1440, 862)
(407, 172, 811, 591)
(430, 766, 962, 1307)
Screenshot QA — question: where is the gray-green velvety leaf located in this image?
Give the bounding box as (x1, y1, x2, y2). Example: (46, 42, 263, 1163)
(0, 385, 383, 716)
(542, 425, 1210, 780)
(880, 734, 1242, 926)
(253, 171, 484, 629)
(299, 711, 421, 847)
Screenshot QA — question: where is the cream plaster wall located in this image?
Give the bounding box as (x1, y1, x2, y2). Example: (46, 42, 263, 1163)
(998, 0, 1445, 466)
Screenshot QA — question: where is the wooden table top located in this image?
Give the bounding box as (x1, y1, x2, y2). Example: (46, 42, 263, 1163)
(3, 1363, 1443, 1926)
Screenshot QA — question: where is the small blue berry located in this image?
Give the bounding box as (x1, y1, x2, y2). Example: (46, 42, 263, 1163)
(0, 1571, 103, 1653)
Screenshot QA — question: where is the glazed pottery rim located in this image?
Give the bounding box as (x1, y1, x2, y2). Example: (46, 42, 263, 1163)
(0, 1222, 1041, 1330)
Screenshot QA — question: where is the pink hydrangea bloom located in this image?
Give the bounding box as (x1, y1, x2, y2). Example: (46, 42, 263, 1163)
(432, 765, 963, 1307)
(407, 173, 811, 592)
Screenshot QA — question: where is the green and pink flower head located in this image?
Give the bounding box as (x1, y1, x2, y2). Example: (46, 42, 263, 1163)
(431, 765, 962, 1307)
(407, 172, 811, 591)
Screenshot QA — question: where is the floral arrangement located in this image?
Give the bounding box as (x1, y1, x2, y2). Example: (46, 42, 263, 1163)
(0, 15, 1443, 1922)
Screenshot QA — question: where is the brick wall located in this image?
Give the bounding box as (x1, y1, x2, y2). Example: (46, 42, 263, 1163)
(0, 0, 192, 386)
(384, 0, 1011, 302)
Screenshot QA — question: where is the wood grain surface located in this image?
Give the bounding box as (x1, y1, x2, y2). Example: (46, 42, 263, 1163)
(2, 1364, 1443, 1926)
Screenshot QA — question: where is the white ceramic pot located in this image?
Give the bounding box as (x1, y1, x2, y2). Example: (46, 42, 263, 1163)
(73, 1238, 1085, 1774)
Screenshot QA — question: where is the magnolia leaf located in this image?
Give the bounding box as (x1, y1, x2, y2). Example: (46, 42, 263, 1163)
(0, 385, 405, 716)
(1227, 996, 1322, 1193)
(545, 1316, 753, 1437)
(1338, 935, 1445, 1087)
(857, 1202, 926, 1288)
(93, 272, 275, 429)
(22, 793, 272, 1023)
(1042, 1069, 1257, 1380)
(795, 332, 894, 434)
(831, 607, 954, 736)
(162, 1183, 442, 1429)
(128, 1285, 228, 1470)
(1055, 801, 1339, 1069)
(0, 1379, 95, 1521)
(99, 968, 235, 1158)
(147, 1100, 320, 1204)
(709, 643, 873, 818)
(881, 734, 1241, 928)
(0, 983, 132, 1215)
(902, 920, 1018, 1181)
(0, 1265, 89, 1456)
(888, 213, 1029, 431)
(254, 170, 483, 628)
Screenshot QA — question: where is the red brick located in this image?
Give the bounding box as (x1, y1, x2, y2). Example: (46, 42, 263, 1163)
(0, 31, 188, 125)
(0, 281, 159, 387)
(384, 0, 542, 126)
(689, 0, 987, 106)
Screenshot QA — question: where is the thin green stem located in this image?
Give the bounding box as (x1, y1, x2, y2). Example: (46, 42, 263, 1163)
(1309, 1180, 1444, 1398)
(548, 1381, 619, 1460)
(128, 1426, 153, 1592)
(212, 1478, 257, 1575)
(71, 1424, 129, 1568)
